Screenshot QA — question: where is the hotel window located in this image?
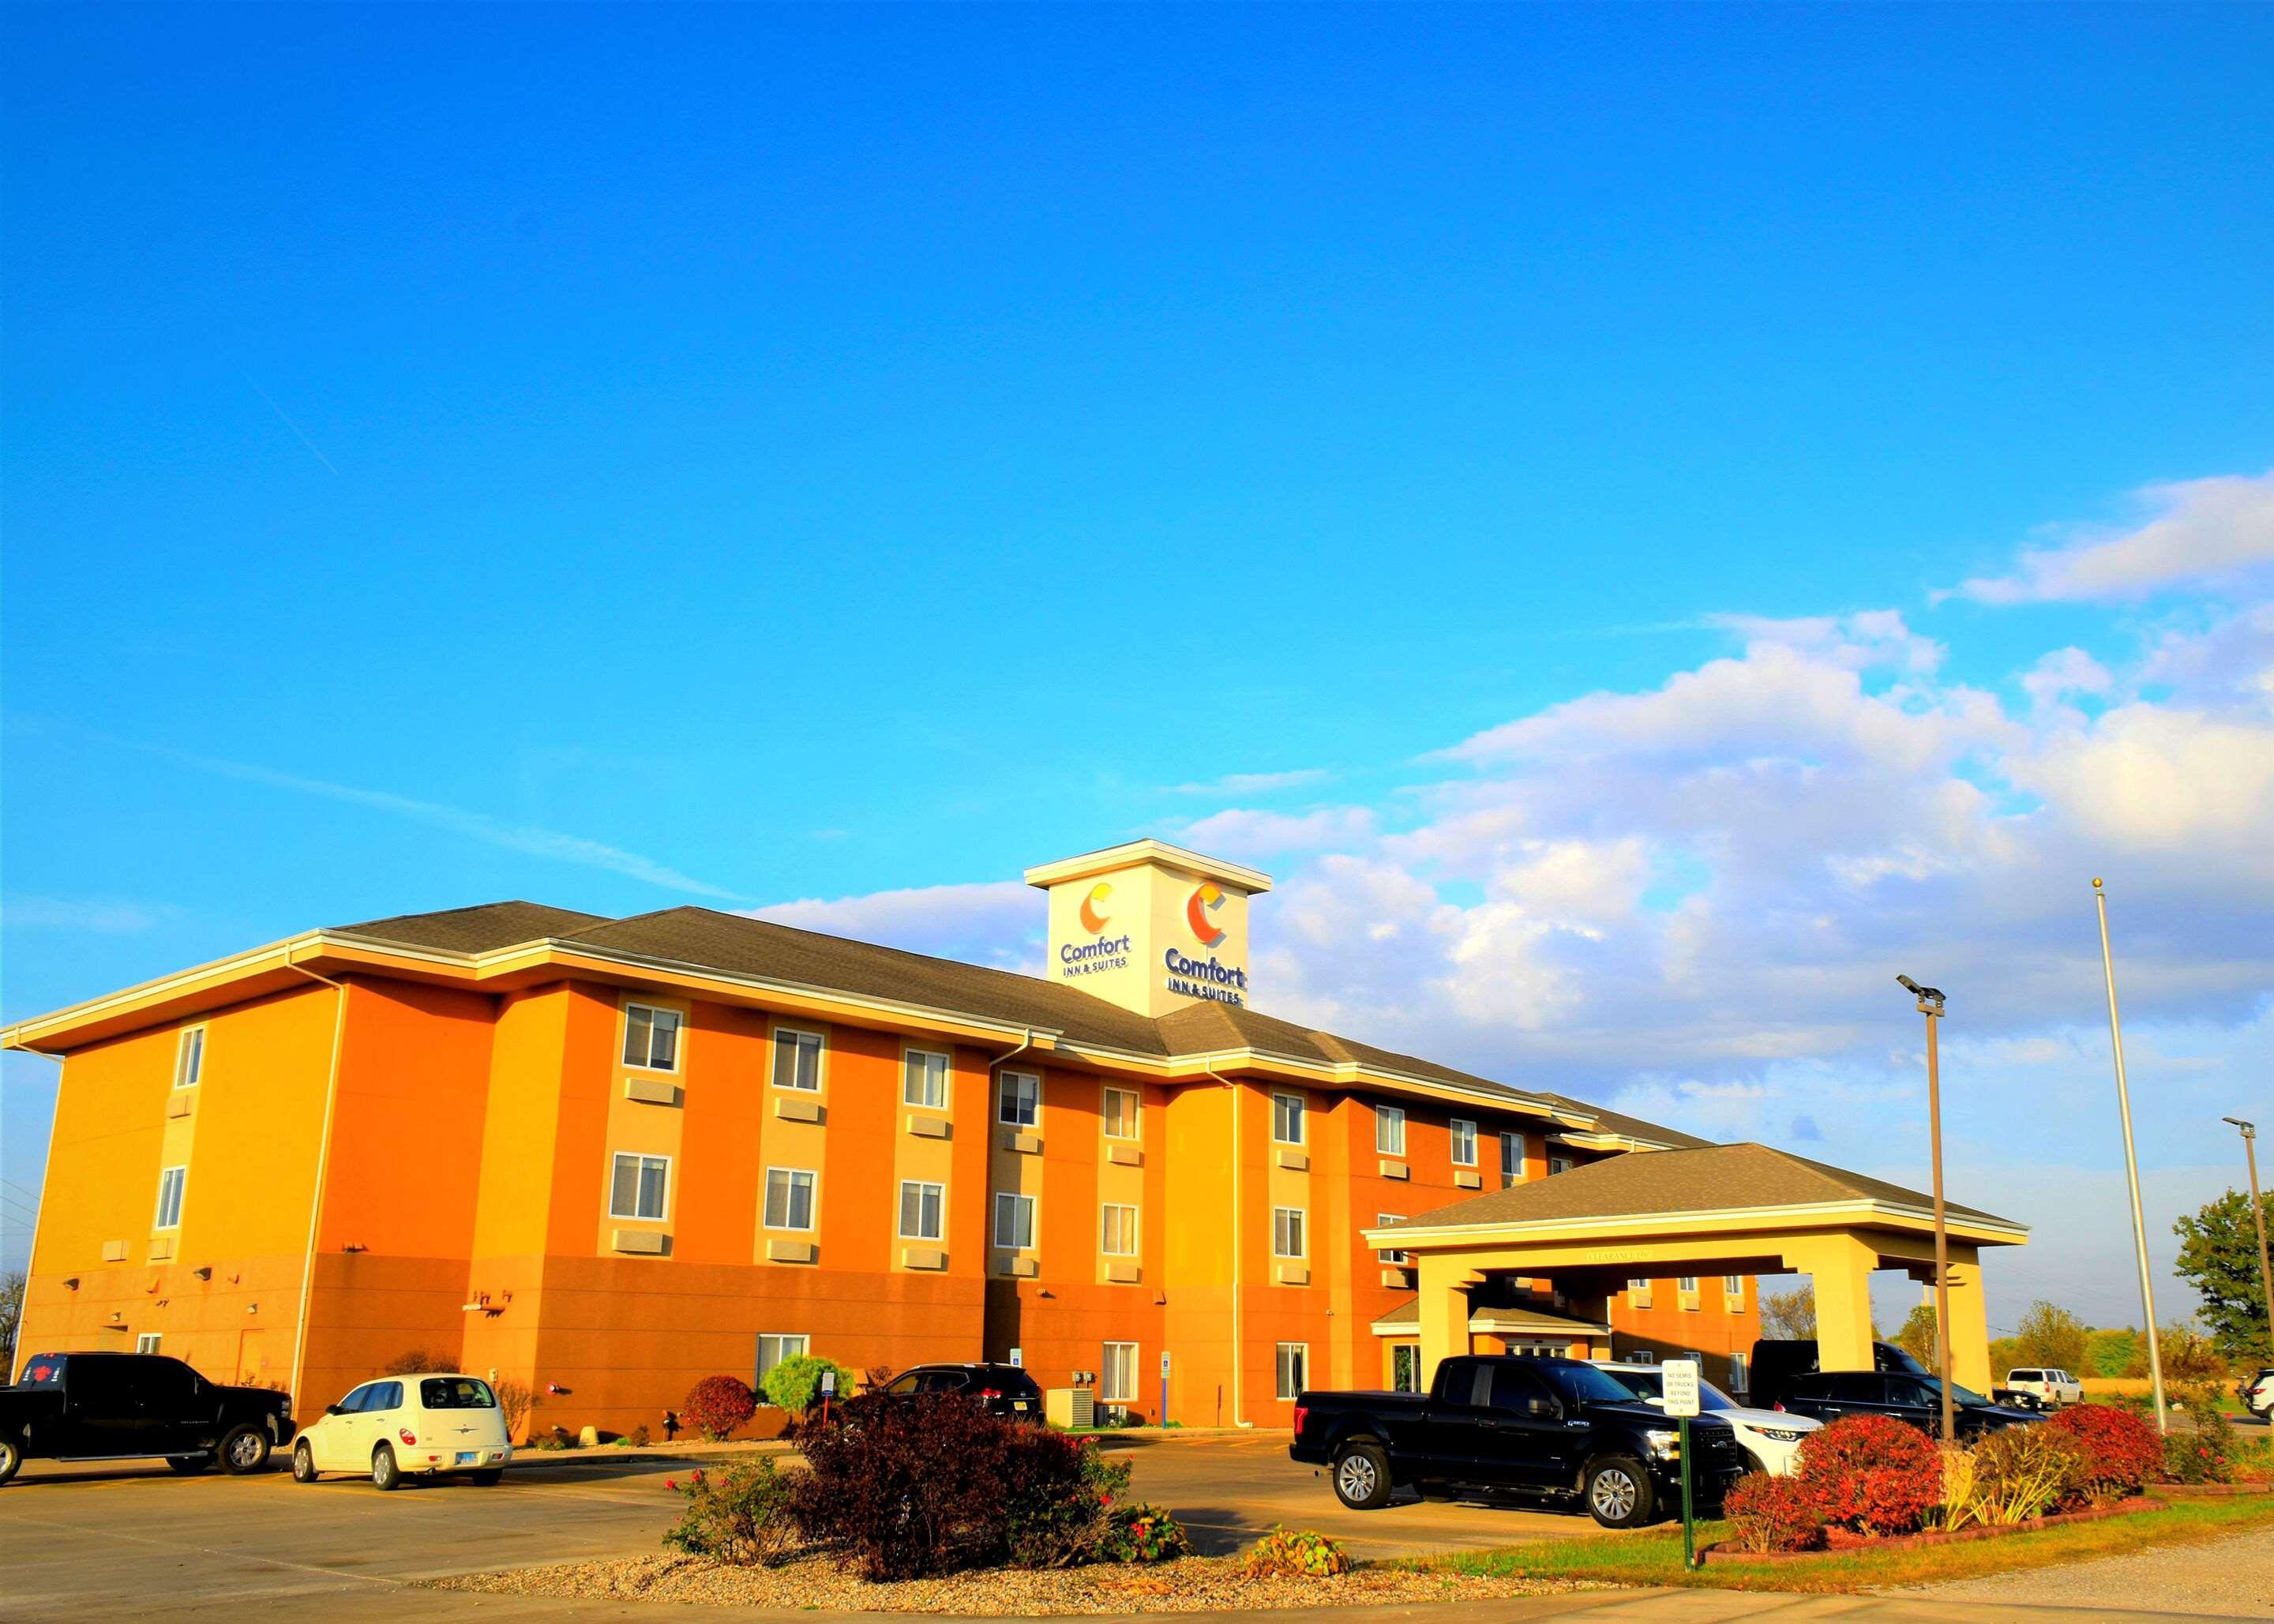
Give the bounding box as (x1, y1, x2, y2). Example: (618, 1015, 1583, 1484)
(756, 1333, 809, 1395)
(1271, 1092, 1305, 1145)
(1728, 1350, 1749, 1394)
(1628, 1277, 1650, 1295)
(1101, 1086, 1139, 1140)
(993, 1191, 1036, 1251)
(1377, 1214, 1409, 1266)
(154, 1165, 187, 1230)
(1101, 1341, 1138, 1404)
(903, 1048, 951, 1109)
(1376, 1105, 1406, 1156)
(137, 1333, 163, 1355)
(771, 1028, 824, 1092)
(1275, 1342, 1308, 1400)
(899, 1180, 944, 1241)
(1101, 1202, 1139, 1257)
(1723, 1275, 1743, 1295)
(610, 1153, 670, 1221)
(1391, 1345, 1421, 1393)
(763, 1168, 816, 1231)
(174, 1027, 205, 1088)
(1630, 1347, 1657, 1364)
(1271, 1206, 1305, 1258)
(622, 1003, 681, 1071)
(997, 1070, 1040, 1127)
(1677, 1276, 1698, 1292)
(1450, 1119, 1477, 1166)
(1548, 1154, 1573, 1175)
(1500, 1131, 1525, 1187)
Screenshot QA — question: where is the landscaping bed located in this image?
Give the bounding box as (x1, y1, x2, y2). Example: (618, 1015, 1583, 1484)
(1696, 1495, 2163, 1563)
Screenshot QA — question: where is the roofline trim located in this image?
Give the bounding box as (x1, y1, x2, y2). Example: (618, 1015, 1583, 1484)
(1364, 1197, 2029, 1248)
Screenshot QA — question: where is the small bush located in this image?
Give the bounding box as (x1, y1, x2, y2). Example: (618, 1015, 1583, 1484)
(1936, 1442, 1982, 1530)
(628, 1423, 652, 1447)
(2163, 1397, 2235, 1485)
(1244, 1527, 1353, 1578)
(1003, 1429, 1128, 1568)
(531, 1424, 573, 1451)
(1967, 1425, 2085, 1524)
(762, 1353, 857, 1416)
(662, 1460, 798, 1566)
(381, 1349, 456, 1375)
(1722, 1472, 1825, 1552)
(792, 1393, 1023, 1580)
(2045, 1404, 2162, 1505)
(1795, 1414, 1942, 1537)
(491, 1378, 534, 1440)
(1101, 1503, 1191, 1564)
(683, 1375, 760, 1442)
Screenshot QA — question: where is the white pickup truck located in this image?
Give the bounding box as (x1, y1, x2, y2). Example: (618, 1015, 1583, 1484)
(1999, 1367, 2084, 1409)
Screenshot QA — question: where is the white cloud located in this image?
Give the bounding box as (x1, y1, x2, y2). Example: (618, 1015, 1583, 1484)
(1166, 768, 1330, 796)
(747, 880, 1040, 970)
(1953, 470, 2274, 605)
(1176, 805, 1376, 861)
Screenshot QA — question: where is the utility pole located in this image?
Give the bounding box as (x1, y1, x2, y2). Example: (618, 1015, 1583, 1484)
(2093, 879, 2167, 1435)
(1897, 974, 1954, 1444)
(2223, 1118, 2271, 1363)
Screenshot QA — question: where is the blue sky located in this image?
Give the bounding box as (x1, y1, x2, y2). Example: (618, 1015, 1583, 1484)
(5, 4, 2271, 1330)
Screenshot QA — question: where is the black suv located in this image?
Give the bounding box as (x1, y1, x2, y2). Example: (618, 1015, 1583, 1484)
(1777, 1370, 2040, 1438)
(874, 1363, 1044, 1421)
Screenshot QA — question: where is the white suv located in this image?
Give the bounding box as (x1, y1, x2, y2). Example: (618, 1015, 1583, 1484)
(2002, 1368, 2084, 1410)
(2241, 1367, 2273, 1420)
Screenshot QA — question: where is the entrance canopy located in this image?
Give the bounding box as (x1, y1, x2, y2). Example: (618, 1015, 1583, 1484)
(1364, 1142, 2026, 1390)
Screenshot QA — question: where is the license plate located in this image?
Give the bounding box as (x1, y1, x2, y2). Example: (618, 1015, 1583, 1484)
(1015, 1401, 1033, 1411)
(456, 1451, 477, 1464)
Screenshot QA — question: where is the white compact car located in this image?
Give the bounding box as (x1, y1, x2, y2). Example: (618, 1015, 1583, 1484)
(291, 1372, 512, 1489)
(1591, 1361, 1821, 1476)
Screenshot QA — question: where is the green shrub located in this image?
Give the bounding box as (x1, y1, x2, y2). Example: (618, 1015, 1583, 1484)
(762, 1353, 856, 1416)
(1965, 1425, 2085, 1524)
(531, 1424, 573, 1451)
(1004, 1433, 1128, 1568)
(1243, 1527, 1352, 1578)
(683, 1375, 759, 1441)
(662, 1460, 798, 1566)
(2163, 1390, 2236, 1484)
(1101, 1502, 1191, 1563)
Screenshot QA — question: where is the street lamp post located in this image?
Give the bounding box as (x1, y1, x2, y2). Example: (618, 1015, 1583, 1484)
(2093, 878, 2168, 1435)
(1896, 974, 1954, 1445)
(2223, 1117, 2271, 1361)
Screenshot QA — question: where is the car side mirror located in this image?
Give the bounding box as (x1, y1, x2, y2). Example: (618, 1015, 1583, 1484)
(1527, 1397, 1558, 1418)
(325, 1404, 347, 1416)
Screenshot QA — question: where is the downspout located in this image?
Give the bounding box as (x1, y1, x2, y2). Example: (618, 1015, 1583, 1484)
(285, 951, 351, 1411)
(1202, 1058, 1248, 1427)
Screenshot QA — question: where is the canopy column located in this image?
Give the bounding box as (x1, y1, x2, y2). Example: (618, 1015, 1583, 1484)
(1943, 1245, 1991, 1393)
(1414, 1255, 1475, 1389)
(1792, 1232, 1879, 1372)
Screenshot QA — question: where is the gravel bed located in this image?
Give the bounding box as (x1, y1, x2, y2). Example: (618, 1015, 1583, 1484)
(426, 1551, 1604, 1614)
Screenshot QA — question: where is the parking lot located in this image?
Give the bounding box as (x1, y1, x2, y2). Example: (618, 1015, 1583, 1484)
(0, 1431, 1604, 1621)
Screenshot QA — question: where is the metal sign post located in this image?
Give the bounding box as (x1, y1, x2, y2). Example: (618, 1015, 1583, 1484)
(1662, 1360, 1702, 1570)
(1159, 1351, 1171, 1427)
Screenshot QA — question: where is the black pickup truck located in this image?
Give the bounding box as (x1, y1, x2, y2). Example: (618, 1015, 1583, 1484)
(1289, 1354, 1748, 1528)
(1, 1352, 295, 1483)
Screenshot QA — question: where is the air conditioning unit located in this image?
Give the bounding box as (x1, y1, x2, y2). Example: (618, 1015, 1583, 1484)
(1045, 1387, 1095, 1429)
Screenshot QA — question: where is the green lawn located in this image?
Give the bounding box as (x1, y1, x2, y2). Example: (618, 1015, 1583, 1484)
(1409, 1495, 2274, 1594)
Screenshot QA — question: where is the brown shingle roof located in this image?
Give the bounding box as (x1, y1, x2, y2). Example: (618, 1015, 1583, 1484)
(1382, 1142, 2013, 1231)
(324, 899, 1704, 1147)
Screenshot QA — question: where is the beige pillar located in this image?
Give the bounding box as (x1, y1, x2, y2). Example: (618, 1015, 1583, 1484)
(1414, 1255, 1474, 1389)
(1943, 1245, 1991, 1393)
(1796, 1232, 1880, 1371)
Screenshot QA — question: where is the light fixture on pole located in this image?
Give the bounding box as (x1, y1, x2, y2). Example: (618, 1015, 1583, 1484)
(1896, 973, 1955, 1445)
(2222, 1117, 2271, 1360)
(2093, 878, 2167, 1435)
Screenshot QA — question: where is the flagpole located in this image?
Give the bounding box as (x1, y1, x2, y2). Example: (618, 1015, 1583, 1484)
(2093, 877, 2167, 1435)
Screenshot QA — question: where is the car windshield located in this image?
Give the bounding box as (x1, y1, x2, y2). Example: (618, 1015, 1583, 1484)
(1926, 1378, 1993, 1406)
(1537, 1362, 1647, 1406)
(1598, 1367, 1736, 1412)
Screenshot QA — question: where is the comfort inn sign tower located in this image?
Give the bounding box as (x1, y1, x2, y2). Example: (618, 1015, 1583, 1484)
(1026, 839, 1273, 1017)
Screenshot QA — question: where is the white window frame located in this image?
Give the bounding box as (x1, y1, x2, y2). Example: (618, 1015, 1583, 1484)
(1101, 1085, 1140, 1141)
(1450, 1118, 1477, 1167)
(762, 1166, 818, 1232)
(1728, 1350, 1749, 1393)
(1275, 1341, 1308, 1401)
(1100, 1202, 1139, 1257)
(902, 1046, 951, 1111)
(1101, 1341, 1139, 1404)
(1628, 1277, 1651, 1293)
(609, 1153, 670, 1221)
(1500, 1131, 1525, 1187)
(993, 1190, 1037, 1251)
(137, 1333, 162, 1354)
(756, 1333, 809, 1397)
(1631, 1347, 1657, 1364)
(621, 1002, 684, 1073)
(1271, 1206, 1306, 1259)
(1270, 1091, 1305, 1146)
(1677, 1275, 1699, 1292)
(898, 1180, 945, 1242)
(174, 1026, 205, 1089)
(1723, 1275, 1744, 1296)
(1375, 1105, 1405, 1156)
(154, 1165, 187, 1230)
(770, 1025, 825, 1093)
(997, 1069, 1041, 1128)
(1376, 1214, 1409, 1266)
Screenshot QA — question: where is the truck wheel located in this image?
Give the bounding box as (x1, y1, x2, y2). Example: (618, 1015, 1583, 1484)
(292, 1442, 319, 1483)
(0, 1435, 20, 1486)
(165, 1454, 212, 1474)
(219, 1424, 271, 1474)
(1583, 1457, 1656, 1529)
(371, 1442, 402, 1491)
(1330, 1442, 1394, 1510)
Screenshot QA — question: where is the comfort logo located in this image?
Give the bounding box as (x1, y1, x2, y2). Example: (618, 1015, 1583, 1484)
(1078, 883, 1113, 935)
(1186, 883, 1228, 948)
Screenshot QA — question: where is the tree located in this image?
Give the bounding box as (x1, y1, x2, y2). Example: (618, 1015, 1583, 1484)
(1894, 1303, 1938, 1366)
(2173, 1188, 2273, 1362)
(1760, 1285, 1816, 1340)
(2012, 1300, 2090, 1372)
(2084, 1326, 2137, 1378)
(0, 1270, 23, 1378)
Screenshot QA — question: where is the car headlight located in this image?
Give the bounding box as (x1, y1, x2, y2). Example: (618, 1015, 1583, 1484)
(1644, 1428, 1681, 1460)
(1756, 1427, 1804, 1442)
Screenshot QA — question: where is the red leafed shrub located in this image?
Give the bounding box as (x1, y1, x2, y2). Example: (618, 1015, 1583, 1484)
(682, 1375, 759, 1442)
(1795, 1414, 1942, 1537)
(1722, 1471, 1826, 1552)
(2045, 1404, 2163, 1506)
